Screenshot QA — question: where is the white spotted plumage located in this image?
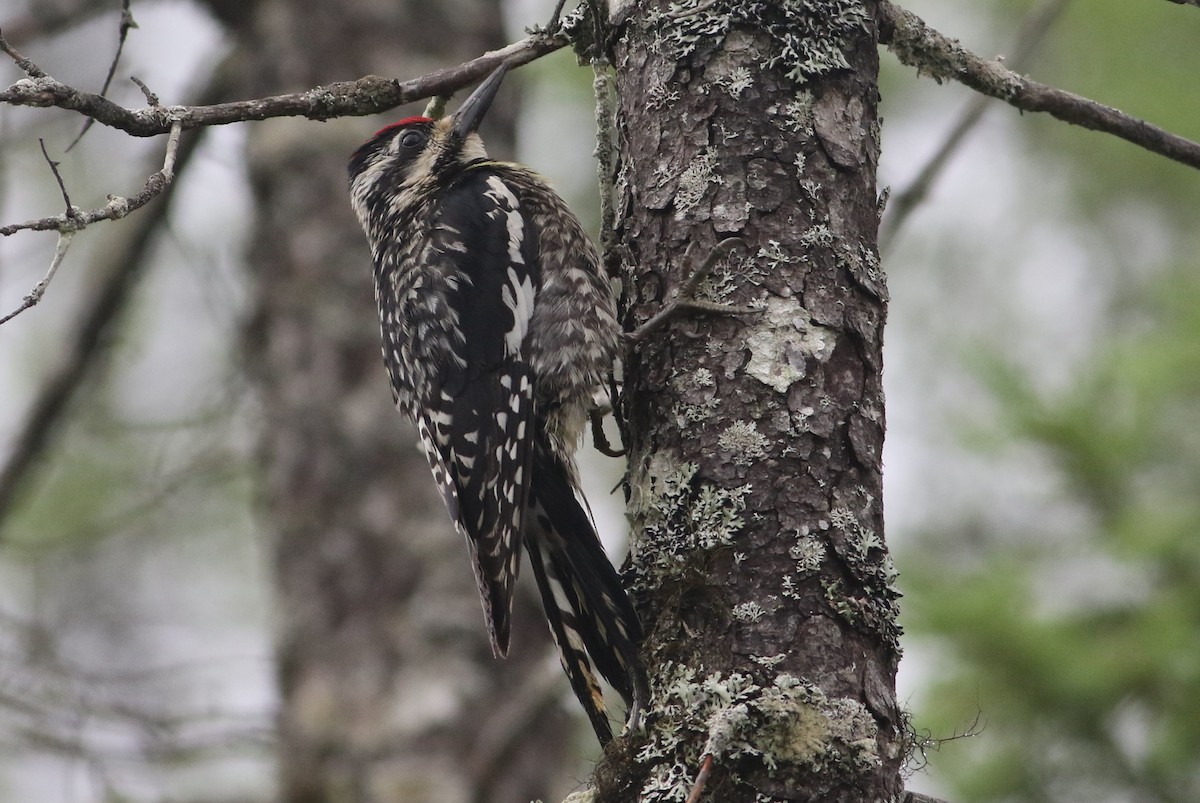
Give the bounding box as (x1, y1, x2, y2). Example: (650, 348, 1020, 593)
(347, 68, 646, 746)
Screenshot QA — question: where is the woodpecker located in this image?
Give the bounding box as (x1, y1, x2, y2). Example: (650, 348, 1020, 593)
(348, 64, 646, 745)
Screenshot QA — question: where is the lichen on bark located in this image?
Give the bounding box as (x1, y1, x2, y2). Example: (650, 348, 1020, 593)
(593, 0, 903, 799)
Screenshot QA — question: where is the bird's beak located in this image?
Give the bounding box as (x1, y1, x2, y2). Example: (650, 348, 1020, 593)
(452, 63, 508, 140)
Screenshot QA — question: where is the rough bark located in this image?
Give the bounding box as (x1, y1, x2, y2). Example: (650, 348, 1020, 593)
(228, 0, 577, 800)
(592, 1, 904, 800)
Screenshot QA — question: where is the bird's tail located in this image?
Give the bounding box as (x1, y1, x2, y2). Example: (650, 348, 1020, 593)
(525, 442, 647, 745)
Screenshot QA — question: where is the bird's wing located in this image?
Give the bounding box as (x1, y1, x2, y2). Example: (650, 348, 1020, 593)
(414, 167, 540, 657)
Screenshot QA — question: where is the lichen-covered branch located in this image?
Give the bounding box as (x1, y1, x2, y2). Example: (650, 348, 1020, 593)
(877, 0, 1200, 171)
(0, 29, 567, 136)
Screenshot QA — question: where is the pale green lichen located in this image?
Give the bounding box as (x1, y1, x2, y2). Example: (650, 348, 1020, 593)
(752, 653, 787, 668)
(772, 92, 815, 134)
(821, 578, 858, 625)
(646, 80, 683, 111)
(657, 0, 869, 85)
(789, 405, 814, 435)
(744, 297, 837, 394)
(701, 243, 768, 301)
(696, 272, 734, 304)
(638, 761, 691, 801)
(635, 667, 880, 801)
(733, 601, 767, 622)
(627, 456, 751, 593)
(718, 65, 754, 97)
(717, 420, 769, 465)
(757, 240, 794, 272)
(681, 396, 720, 423)
(674, 149, 721, 218)
(673, 371, 720, 424)
(828, 506, 857, 531)
(824, 496, 903, 647)
(789, 533, 826, 575)
(800, 223, 834, 251)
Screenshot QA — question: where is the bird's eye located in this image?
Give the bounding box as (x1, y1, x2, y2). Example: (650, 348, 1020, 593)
(400, 130, 424, 149)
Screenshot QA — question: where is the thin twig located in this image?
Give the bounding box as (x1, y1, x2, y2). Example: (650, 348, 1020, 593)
(0, 29, 568, 137)
(66, 0, 138, 151)
(0, 232, 75, 326)
(877, 0, 1200, 172)
(684, 753, 714, 803)
(1, 121, 181, 240)
(624, 237, 755, 346)
(0, 141, 84, 325)
(422, 95, 449, 119)
(0, 70, 227, 536)
(0, 30, 46, 77)
(880, 0, 1073, 250)
(0, 123, 182, 324)
(0, 116, 208, 532)
(37, 138, 75, 212)
(129, 76, 159, 106)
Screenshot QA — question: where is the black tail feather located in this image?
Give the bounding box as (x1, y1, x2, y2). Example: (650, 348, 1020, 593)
(525, 441, 647, 744)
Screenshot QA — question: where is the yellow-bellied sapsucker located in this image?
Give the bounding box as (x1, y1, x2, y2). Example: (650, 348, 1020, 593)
(348, 64, 646, 745)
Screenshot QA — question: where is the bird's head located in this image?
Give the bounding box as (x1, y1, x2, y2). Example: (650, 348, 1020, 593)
(348, 63, 508, 222)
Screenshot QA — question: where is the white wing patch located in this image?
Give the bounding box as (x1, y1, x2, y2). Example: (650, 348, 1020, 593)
(503, 267, 535, 354)
(484, 175, 536, 356)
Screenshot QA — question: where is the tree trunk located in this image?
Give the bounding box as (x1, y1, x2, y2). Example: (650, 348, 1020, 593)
(229, 0, 578, 800)
(594, 1, 904, 799)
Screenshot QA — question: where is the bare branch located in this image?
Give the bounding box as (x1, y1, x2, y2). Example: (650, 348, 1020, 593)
(877, 0, 1200, 172)
(880, 0, 1072, 250)
(0, 140, 84, 325)
(38, 137, 76, 211)
(0, 29, 567, 136)
(66, 0, 139, 151)
(128, 75, 159, 106)
(1, 120, 181, 238)
(0, 29, 46, 77)
(0, 232, 75, 326)
(0, 116, 211, 531)
(685, 753, 714, 803)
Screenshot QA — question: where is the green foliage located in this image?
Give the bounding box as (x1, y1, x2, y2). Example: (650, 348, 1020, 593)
(904, 271, 1200, 801)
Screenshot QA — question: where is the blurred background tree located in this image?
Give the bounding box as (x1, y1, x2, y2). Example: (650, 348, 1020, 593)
(0, 0, 1197, 801)
(885, 2, 1200, 802)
